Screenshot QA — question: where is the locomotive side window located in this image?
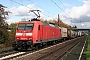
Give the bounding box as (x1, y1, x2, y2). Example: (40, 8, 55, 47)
(26, 24, 34, 30)
(38, 25, 40, 30)
(18, 24, 25, 30)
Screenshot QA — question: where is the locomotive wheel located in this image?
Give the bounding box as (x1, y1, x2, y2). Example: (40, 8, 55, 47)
(13, 47, 18, 51)
(52, 41, 56, 45)
(34, 44, 41, 50)
(33, 44, 39, 50)
(25, 46, 28, 50)
(35, 45, 39, 50)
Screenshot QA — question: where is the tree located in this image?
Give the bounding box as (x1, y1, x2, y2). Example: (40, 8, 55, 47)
(72, 25, 77, 28)
(7, 23, 16, 43)
(48, 19, 71, 30)
(9, 23, 16, 33)
(0, 4, 10, 44)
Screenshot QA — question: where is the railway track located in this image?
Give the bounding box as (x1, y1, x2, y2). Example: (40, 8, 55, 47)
(33, 37, 85, 60)
(0, 47, 13, 54)
(0, 47, 16, 58)
(0, 47, 36, 60)
(15, 36, 86, 60)
(0, 36, 86, 60)
(0, 51, 18, 58)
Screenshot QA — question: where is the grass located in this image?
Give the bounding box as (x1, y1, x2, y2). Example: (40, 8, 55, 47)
(83, 35, 90, 60)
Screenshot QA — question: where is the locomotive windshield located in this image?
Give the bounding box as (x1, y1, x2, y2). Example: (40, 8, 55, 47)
(26, 24, 34, 30)
(18, 24, 34, 30)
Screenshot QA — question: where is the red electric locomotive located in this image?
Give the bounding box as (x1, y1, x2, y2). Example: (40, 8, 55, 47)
(12, 18, 61, 50)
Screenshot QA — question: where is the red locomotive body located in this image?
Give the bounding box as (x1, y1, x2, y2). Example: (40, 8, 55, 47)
(12, 19, 61, 50)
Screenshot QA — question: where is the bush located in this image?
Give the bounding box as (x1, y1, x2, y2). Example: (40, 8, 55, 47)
(0, 30, 8, 44)
(84, 36, 90, 60)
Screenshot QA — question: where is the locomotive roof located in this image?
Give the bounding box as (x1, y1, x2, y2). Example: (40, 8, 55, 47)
(18, 21, 41, 23)
(18, 20, 59, 28)
(42, 22, 59, 28)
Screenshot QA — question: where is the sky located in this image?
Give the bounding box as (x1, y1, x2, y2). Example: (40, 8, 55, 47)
(1, 0, 90, 29)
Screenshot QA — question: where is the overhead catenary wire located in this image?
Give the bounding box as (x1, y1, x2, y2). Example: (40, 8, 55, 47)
(51, 0, 83, 27)
(10, 0, 51, 18)
(58, 0, 72, 15)
(50, 0, 77, 28)
(28, 0, 52, 15)
(51, 0, 72, 19)
(10, 0, 81, 26)
(28, 0, 55, 18)
(59, 0, 67, 9)
(10, 0, 72, 21)
(28, 0, 72, 20)
(10, 0, 31, 9)
(58, 0, 82, 25)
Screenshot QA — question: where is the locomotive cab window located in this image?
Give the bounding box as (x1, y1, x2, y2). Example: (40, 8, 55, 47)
(26, 24, 34, 30)
(18, 24, 34, 30)
(18, 24, 25, 30)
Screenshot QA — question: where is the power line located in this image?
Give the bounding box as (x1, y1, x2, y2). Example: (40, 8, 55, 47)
(28, 0, 68, 19)
(10, 0, 51, 18)
(51, 0, 72, 19)
(10, 0, 31, 9)
(59, 0, 67, 9)
(28, 0, 51, 14)
(27, 0, 53, 18)
(31, 0, 70, 20)
(58, 0, 73, 19)
(58, 0, 82, 24)
(51, 0, 79, 27)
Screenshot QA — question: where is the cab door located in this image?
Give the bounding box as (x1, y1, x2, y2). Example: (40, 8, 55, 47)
(38, 25, 43, 40)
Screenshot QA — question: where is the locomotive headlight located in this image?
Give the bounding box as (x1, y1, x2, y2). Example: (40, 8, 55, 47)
(26, 33, 32, 36)
(16, 33, 22, 36)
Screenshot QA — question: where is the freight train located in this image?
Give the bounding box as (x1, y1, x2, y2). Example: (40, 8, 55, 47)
(12, 18, 84, 50)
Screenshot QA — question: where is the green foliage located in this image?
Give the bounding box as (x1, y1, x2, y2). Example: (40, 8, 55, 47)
(0, 36, 4, 43)
(0, 4, 9, 44)
(8, 23, 16, 41)
(83, 36, 90, 60)
(0, 23, 16, 48)
(9, 23, 16, 33)
(0, 28, 8, 44)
